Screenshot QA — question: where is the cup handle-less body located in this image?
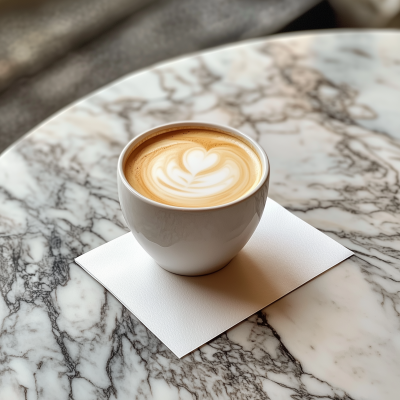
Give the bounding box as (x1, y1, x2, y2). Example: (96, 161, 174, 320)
(117, 121, 270, 276)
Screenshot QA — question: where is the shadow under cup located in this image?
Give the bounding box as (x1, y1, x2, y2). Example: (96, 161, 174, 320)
(117, 121, 270, 276)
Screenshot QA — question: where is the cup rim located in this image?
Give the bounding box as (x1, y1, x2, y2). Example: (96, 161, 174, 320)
(117, 121, 270, 211)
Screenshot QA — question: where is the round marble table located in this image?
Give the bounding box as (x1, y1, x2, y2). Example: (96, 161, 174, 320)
(1, 30, 400, 400)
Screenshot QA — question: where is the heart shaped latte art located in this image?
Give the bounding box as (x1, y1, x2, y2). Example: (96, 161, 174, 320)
(124, 129, 262, 208)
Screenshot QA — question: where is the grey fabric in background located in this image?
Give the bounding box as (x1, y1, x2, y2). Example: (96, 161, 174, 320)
(0, 0, 153, 92)
(0, 0, 320, 153)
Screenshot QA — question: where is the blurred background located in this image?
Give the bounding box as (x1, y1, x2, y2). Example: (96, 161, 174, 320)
(0, 0, 399, 153)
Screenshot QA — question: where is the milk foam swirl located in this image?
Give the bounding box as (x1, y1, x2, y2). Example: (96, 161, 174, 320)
(124, 129, 262, 208)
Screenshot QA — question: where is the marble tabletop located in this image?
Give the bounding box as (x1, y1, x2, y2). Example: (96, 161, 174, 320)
(1, 30, 400, 400)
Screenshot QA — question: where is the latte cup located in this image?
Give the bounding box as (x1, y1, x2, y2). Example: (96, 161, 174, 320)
(117, 121, 270, 276)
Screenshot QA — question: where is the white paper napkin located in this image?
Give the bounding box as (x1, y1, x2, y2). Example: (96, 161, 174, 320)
(75, 198, 353, 358)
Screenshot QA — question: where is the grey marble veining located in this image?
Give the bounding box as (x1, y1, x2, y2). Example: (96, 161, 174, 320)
(0, 30, 400, 399)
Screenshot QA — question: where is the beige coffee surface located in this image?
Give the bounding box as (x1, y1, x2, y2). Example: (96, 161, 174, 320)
(124, 129, 262, 207)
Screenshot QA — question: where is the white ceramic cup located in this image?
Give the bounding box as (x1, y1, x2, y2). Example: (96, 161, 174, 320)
(117, 121, 270, 276)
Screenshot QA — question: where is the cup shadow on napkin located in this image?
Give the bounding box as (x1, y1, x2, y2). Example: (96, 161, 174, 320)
(168, 249, 298, 310)
(75, 199, 353, 357)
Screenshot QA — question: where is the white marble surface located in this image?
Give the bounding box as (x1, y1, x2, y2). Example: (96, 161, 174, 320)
(0, 30, 400, 399)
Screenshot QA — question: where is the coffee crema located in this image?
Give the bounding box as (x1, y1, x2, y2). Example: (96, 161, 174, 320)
(124, 128, 262, 208)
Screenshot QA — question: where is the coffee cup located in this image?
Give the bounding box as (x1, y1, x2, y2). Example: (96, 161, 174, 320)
(117, 121, 270, 276)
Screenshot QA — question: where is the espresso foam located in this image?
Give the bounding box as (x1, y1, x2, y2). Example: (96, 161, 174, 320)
(124, 128, 262, 208)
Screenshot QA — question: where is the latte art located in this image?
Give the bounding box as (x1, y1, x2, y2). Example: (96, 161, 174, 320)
(124, 129, 262, 207)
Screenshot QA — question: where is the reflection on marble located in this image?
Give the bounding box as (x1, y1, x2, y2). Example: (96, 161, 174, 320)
(1, 31, 400, 399)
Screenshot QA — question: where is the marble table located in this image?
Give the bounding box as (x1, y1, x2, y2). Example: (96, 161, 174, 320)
(1, 30, 400, 400)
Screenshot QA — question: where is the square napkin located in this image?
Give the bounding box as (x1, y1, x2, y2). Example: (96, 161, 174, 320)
(75, 198, 352, 358)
